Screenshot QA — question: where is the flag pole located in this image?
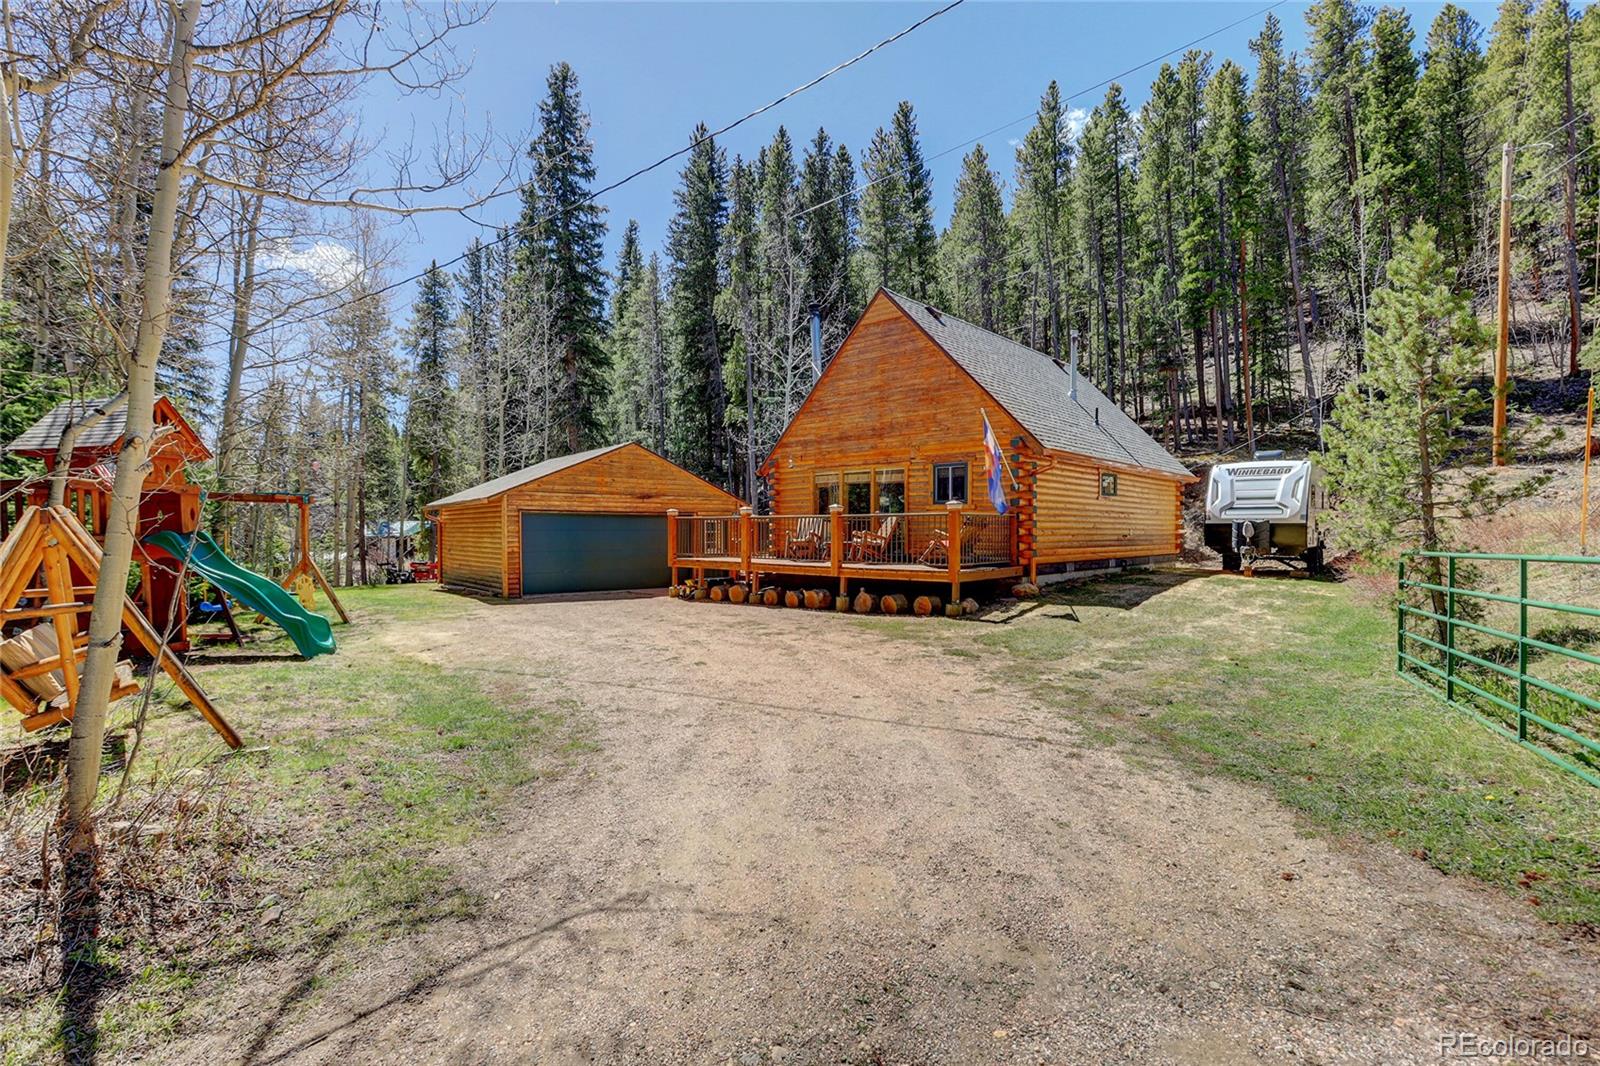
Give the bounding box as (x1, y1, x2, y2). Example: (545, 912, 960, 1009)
(981, 408, 1019, 489)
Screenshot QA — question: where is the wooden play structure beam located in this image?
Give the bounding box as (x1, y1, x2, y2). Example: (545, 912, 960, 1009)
(0, 506, 241, 748)
(210, 491, 349, 624)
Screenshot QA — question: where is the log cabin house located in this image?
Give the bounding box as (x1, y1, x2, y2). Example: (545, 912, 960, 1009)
(670, 288, 1195, 603)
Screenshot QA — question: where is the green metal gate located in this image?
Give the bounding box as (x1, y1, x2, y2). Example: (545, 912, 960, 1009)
(1397, 550, 1600, 787)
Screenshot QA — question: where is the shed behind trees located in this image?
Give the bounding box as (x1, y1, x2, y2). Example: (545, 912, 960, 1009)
(426, 443, 742, 597)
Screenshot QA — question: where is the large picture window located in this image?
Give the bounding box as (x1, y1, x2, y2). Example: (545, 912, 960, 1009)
(814, 473, 840, 513)
(933, 462, 968, 504)
(844, 470, 873, 514)
(876, 468, 906, 513)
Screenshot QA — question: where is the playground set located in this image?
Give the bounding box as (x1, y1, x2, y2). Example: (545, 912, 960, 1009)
(0, 397, 347, 745)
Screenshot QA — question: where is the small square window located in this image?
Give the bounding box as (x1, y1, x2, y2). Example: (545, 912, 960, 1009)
(934, 462, 968, 504)
(1099, 472, 1119, 497)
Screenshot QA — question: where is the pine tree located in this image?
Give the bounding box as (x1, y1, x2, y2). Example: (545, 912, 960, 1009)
(517, 62, 610, 454)
(857, 124, 904, 294)
(721, 154, 761, 498)
(941, 144, 1011, 332)
(1415, 5, 1486, 269)
(1251, 14, 1320, 433)
(893, 101, 939, 299)
(606, 220, 648, 443)
(456, 237, 496, 482)
(799, 128, 857, 354)
(666, 123, 731, 484)
(1323, 222, 1540, 632)
(404, 262, 456, 512)
(1306, 0, 1372, 357)
(1361, 7, 1422, 259)
(1014, 81, 1073, 357)
(1520, 0, 1583, 371)
(1481, 0, 1534, 167)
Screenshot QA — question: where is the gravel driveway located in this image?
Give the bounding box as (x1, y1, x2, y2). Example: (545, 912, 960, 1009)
(183, 588, 1599, 1065)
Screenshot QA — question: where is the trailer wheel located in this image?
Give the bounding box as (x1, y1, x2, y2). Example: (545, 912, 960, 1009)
(1305, 544, 1326, 576)
(1220, 548, 1242, 572)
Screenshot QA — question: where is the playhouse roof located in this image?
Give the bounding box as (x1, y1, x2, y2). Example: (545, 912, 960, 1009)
(6, 396, 212, 462)
(879, 290, 1192, 480)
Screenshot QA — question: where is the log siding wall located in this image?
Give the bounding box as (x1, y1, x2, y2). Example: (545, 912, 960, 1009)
(436, 499, 504, 595)
(436, 443, 742, 597)
(1031, 456, 1183, 563)
(766, 297, 1029, 517)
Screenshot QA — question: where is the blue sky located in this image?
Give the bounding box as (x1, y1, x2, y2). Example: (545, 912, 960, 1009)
(356, 1, 1491, 302)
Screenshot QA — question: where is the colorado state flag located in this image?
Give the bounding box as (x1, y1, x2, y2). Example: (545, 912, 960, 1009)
(982, 411, 1008, 515)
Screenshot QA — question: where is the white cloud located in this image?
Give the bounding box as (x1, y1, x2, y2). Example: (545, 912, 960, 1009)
(1065, 107, 1088, 143)
(262, 240, 363, 290)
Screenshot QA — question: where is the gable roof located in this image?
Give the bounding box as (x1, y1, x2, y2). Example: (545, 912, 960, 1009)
(878, 289, 1193, 480)
(7, 396, 212, 461)
(426, 444, 631, 508)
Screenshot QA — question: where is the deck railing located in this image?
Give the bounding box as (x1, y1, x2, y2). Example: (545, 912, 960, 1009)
(673, 513, 741, 559)
(754, 514, 833, 562)
(669, 504, 1016, 575)
(1397, 550, 1600, 788)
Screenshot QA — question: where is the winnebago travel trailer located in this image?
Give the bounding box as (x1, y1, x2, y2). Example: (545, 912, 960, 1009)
(1203, 453, 1326, 573)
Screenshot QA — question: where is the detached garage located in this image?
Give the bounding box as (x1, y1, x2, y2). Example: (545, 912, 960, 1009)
(425, 443, 742, 597)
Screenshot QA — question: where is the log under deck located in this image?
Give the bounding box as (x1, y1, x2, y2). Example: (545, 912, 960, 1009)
(673, 554, 1023, 584)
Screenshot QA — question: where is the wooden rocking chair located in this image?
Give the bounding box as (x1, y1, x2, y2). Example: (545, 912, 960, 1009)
(784, 516, 827, 560)
(847, 515, 900, 562)
(916, 523, 964, 567)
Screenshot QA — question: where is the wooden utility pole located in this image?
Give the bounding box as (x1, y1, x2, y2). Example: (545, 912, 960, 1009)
(1583, 387, 1594, 553)
(1494, 141, 1514, 467)
(1565, 18, 1582, 378)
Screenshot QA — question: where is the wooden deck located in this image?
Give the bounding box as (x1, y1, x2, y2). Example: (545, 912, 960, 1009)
(668, 506, 1022, 599)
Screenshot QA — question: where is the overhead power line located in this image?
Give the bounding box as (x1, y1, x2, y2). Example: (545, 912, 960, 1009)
(252, 0, 968, 337)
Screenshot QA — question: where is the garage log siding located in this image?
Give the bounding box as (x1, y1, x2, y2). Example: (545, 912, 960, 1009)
(436, 499, 504, 595)
(433, 443, 743, 598)
(499, 449, 737, 596)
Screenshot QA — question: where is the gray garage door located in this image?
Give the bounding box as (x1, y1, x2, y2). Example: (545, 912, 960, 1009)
(519, 513, 670, 595)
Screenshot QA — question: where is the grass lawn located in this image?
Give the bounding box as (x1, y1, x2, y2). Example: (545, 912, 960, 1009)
(869, 568, 1600, 928)
(0, 585, 586, 1064)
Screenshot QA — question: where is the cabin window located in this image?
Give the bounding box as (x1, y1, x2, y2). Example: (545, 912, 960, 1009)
(814, 473, 840, 513)
(876, 469, 906, 514)
(1099, 472, 1119, 498)
(933, 462, 968, 504)
(844, 470, 873, 514)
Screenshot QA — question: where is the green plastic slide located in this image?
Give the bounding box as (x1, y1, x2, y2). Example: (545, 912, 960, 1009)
(144, 530, 336, 658)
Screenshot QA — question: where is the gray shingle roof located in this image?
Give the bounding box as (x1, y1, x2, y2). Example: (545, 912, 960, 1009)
(425, 444, 630, 508)
(881, 290, 1193, 480)
(7, 399, 131, 452)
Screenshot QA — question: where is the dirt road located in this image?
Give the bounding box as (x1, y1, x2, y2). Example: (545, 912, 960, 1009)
(183, 587, 1598, 1065)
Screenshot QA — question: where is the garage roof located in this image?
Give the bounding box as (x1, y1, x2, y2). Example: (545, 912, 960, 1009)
(426, 444, 631, 508)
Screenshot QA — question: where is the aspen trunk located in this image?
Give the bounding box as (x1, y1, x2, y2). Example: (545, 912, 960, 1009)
(64, 0, 200, 835)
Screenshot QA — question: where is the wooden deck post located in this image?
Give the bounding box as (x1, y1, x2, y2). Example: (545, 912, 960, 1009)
(666, 509, 679, 588)
(828, 504, 843, 581)
(738, 506, 752, 582)
(947, 500, 962, 604)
